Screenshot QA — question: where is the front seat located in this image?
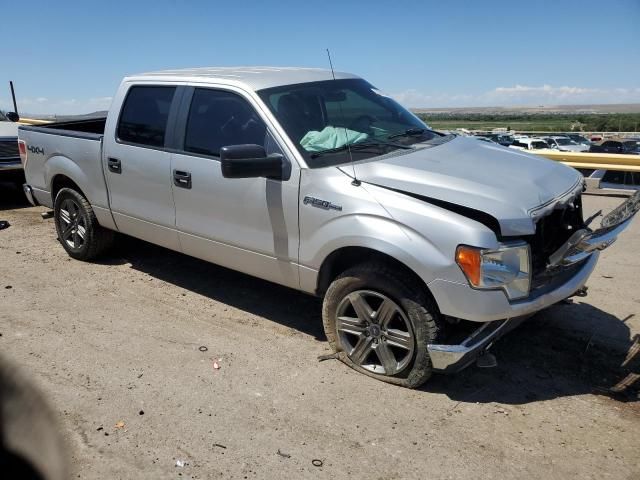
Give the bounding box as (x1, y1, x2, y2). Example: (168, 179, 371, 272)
(276, 94, 311, 143)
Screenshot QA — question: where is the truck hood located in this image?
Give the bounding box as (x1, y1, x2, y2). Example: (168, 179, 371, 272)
(350, 136, 582, 236)
(0, 121, 19, 138)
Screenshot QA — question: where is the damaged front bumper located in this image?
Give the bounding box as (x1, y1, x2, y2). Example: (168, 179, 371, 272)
(427, 190, 640, 373)
(428, 316, 529, 373)
(427, 253, 597, 372)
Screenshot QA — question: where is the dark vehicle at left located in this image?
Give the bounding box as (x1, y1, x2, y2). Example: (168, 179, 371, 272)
(0, 110, 22, 184)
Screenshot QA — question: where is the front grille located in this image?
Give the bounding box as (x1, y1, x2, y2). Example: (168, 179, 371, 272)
(526, 194, 585, 277)
(0, 140, 19, 160)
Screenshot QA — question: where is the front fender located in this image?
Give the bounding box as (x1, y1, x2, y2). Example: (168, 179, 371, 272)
(299, 213, 455, 293)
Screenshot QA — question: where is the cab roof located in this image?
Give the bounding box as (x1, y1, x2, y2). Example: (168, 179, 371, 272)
(126, 66, 360, 91)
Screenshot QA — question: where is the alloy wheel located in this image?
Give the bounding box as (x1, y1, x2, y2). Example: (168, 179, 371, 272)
(58, 199, 87, 250)
(335, 290, 415, 375)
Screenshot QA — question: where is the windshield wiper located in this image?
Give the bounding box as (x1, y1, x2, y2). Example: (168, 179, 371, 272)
(387, 128, 428, 140)
(310, 140, 411, 159)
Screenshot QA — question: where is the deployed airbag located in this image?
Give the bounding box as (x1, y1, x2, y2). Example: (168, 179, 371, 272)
(300, 126, 368, 152)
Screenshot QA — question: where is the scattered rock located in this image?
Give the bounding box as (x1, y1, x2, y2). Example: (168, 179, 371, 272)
(277, 449, 291, 458)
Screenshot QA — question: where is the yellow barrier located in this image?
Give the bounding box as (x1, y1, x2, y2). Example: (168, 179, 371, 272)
(531, 150, 640, 173)
(18, 117, 52, 125)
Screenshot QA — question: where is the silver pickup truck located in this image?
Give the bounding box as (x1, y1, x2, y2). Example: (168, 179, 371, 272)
(19, 67, 640, 388)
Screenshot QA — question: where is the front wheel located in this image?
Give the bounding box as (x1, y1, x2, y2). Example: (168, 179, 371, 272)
(322, 263, 440, 388)
(53, 188, 114, 261)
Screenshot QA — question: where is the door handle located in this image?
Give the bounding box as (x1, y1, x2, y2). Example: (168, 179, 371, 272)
(173, 170, 192, 189)
(108, 157, 121, 174)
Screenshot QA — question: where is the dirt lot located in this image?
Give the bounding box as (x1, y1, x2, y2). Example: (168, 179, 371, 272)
(1, 182, 639, 479)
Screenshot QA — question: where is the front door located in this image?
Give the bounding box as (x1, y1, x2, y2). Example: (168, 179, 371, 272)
(170, 87, 300, 289)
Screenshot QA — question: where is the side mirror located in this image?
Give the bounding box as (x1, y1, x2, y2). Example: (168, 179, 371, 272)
(220, 144, 289, 180)
(5, 112, 19, 122)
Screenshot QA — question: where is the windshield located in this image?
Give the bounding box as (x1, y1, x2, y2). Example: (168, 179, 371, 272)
(257, 79, 442, 167)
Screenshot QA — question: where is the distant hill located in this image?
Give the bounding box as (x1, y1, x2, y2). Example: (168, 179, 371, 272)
(20, 111, 108, 121)
(411, 104, 640, 115)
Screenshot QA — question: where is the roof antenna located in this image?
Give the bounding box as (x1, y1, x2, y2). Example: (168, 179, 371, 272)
(326, 49, 359, 186)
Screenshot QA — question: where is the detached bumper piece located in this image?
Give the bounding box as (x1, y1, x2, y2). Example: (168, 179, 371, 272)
(427, 316, 528, 373)
(549, 190, 640, 268)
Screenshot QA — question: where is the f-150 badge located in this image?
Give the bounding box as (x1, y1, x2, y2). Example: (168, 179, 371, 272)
(303, 196, 342, 211)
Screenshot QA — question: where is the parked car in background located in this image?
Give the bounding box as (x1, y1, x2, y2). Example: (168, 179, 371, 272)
(543, 136, 589, 152)
(622, 138, 640, 152)
(566, 133, 591, 146)
(509, 138, 550, 151)
(484, 133, 514, 146)
(589, 140, 640, 155)
(0, 110, 23, 184)
(579, 168, 640, 192)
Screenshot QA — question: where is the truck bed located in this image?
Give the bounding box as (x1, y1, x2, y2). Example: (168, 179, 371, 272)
(18, 120, 110, 215)
(21, 117, 106, 140)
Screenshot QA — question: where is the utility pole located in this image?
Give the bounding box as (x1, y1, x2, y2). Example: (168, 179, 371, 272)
(9, 81, 18, 114)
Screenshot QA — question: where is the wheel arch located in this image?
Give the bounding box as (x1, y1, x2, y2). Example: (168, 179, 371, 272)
(44, 155, 92, 204)
(51, 174, 86, 203)
(315, 246, 437, 306)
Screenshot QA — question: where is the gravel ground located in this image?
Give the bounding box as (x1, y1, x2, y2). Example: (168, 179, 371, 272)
(1, 182, 638, 479)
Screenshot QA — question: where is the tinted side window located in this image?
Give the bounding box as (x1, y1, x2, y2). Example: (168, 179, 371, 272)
(184, 89, 267, 157)
(117, 86, 176, 147)
(602, 170, 640, 186)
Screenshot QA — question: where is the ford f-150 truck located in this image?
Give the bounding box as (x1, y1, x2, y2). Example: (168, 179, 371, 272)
(19, 67, 640, 388)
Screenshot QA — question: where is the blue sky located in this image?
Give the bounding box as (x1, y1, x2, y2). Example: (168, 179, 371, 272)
(1, 0, 638, 114)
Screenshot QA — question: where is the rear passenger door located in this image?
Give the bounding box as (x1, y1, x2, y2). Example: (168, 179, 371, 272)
(170, 87, 300, 289)
(103, 84, 181, 250)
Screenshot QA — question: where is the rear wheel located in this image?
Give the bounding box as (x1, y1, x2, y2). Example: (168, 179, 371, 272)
(53, 188, 114, 260)
(322, 262, 440, 388)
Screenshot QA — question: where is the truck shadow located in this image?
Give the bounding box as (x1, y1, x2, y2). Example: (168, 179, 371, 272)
(103, 235, 326, 341)
(424, 304, 639, 404)
(105, 235, 638, 405)
(0, 181, 30, 211)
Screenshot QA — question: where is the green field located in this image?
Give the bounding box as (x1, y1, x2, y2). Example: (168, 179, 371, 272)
(414, 113, 640, 133)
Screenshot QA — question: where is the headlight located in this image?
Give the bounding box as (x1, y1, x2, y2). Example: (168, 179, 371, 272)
(455, 242, 531, 300)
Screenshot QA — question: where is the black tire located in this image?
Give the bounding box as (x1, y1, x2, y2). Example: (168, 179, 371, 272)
(322, 262, 440, 388)
(53, 188, 114, 261)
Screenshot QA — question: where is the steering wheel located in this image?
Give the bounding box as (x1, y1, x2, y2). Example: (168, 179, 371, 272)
(348, 114, 377, 133)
